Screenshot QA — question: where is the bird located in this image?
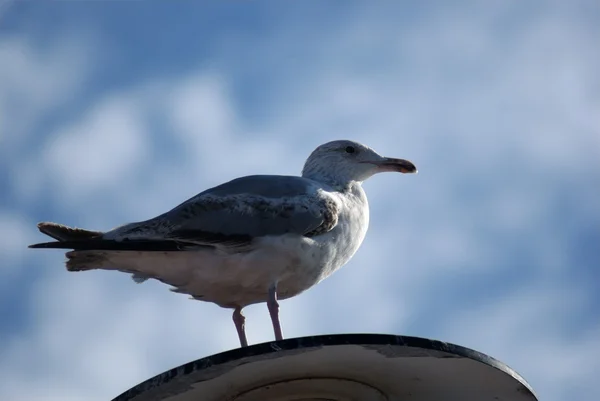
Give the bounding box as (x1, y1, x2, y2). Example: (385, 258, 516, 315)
(29, 139, 417, 347)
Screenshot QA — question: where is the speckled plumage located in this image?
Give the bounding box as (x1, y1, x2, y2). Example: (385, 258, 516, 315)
(29, 139, 417, 347)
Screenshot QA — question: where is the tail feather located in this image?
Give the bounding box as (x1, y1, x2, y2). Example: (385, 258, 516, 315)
(29, 222, 202, 252)
(29, 239, 190, 251)
(36, 222, 103, 241)
(29, 239, 111, 250)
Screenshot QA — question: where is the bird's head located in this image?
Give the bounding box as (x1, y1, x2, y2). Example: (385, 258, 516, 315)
(301, 140, 417, 186)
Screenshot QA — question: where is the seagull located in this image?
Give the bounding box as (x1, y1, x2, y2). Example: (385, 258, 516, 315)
(29, 140, 417, 347)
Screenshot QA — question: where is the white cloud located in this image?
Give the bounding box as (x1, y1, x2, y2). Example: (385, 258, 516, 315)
(43, 92, 152, 204)
(0, 211, 38, 276)
(1, 32, 99, 207)
(0, 33, 95, 154)
(167, 73, 235, 149)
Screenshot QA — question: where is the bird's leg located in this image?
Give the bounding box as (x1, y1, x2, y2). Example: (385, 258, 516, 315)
(232, 307, 248, 347)
(267, 284, 284, 341)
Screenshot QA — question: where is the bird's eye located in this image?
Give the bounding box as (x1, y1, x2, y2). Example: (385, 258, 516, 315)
(345, 146, 355, 154)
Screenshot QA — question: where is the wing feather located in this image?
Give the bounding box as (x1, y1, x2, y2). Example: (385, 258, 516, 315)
(110, 175, 340, 249)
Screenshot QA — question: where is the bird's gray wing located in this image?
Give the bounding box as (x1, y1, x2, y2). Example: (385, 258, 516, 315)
(113, 175, 339, 249)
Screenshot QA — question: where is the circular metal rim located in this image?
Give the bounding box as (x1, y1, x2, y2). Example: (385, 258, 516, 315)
(111, 333, 537, 401)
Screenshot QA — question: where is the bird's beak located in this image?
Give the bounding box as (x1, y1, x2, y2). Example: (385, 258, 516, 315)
(373, 157, 418, 174)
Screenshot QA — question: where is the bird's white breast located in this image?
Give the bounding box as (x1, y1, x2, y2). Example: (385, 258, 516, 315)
(309, 184, 370, 281)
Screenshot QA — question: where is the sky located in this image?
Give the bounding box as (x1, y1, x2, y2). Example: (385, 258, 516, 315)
(0, 1, 599, 400)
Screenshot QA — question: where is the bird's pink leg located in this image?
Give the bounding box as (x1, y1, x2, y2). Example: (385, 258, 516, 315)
(267, 284, 284, 341)
(232, 307, 248, 347)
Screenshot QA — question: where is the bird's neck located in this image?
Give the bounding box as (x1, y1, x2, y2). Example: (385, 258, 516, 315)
(303, 172, 362, 193)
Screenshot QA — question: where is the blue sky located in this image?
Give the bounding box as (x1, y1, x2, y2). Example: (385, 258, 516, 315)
(1, 1, 599, 400)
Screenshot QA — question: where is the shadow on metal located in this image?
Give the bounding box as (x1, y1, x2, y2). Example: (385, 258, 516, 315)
(112, 333, 538, 401)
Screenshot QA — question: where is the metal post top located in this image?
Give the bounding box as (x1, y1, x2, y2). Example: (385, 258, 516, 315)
(112, 333, 538, 401)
